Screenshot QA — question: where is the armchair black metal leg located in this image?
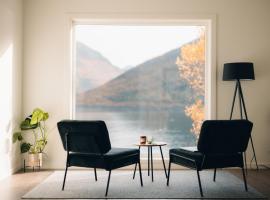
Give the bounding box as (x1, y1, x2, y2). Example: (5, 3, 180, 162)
(94, 168, 97, 181)
(159, 146, 167, 178)
(62, 166, 68, 191)
(138, 161, 143, 186)
(167, 160, 171, 186)
(196, 170, 203, 197)
(105, 170, 111, 197)
(213, 168, 217, 182)
(133, 146, 140, 179)
(133, 163, 137, 179)
(242, 167, 248, 191)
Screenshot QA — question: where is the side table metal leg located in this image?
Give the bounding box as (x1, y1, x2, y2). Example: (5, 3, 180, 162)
(148, 146, 150, 176)
(151, 146, 153, 182)
(159, 146, 167, 178)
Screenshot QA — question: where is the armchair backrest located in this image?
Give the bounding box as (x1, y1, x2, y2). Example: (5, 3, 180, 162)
(57, 120, 111, 154)
(197, 120, 253, 154)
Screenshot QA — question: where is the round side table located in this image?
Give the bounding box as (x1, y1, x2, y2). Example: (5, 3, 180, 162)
(133, 142, 167, 182)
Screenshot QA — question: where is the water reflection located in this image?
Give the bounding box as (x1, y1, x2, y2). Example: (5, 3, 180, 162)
(76, 107, 196, 157)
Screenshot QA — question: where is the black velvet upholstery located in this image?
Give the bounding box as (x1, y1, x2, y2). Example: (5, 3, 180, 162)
(170, 148, 244, 170)
(167, 120, 253, 197)
(197, 120, 252, 154)
(68, 148, 139, 170)
(58, 120, 111, 154)
(57, 120, 143, 196)
(104, 148, 140, 170)
(170, 148, 204, 170)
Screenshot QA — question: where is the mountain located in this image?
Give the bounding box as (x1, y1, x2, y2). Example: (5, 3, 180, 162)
(76, 42, 123, 93)
(123, 65, 135, 71)
(77, 47, 194, 110)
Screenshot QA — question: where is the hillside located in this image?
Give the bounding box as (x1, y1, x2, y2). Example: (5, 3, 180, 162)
(76, 42, 122, 93)
(77, 47, 194, 110)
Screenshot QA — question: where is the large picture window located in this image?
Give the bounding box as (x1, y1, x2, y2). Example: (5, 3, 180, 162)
(73, 24, 207, 154)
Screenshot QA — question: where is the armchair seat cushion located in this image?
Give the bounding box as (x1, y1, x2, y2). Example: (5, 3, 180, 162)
(104, 148, 140, 170)
(170, 148, 204, 170)
(170, 148, 244, 170)
(69, 152, 104, 168)
(105, 148, 139, 159)
(69, 148, 139, 170)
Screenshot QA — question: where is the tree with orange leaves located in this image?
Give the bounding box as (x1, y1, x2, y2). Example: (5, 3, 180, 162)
(176, 32, 205, 138)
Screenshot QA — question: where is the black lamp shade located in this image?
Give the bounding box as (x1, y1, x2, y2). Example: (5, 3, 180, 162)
(223, 62, 255, 81)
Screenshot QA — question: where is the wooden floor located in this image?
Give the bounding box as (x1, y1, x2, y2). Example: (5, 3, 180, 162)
(0, 169, 269, 200)
(230, 169, 270, 199)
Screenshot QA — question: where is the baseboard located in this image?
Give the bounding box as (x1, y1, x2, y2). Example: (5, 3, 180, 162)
(11, 161, 22, 174)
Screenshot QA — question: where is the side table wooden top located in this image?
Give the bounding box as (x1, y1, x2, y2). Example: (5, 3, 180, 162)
(134, 142, 167, 147)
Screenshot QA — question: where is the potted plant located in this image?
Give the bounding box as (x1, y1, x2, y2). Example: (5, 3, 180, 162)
(13, 108, 49, 168)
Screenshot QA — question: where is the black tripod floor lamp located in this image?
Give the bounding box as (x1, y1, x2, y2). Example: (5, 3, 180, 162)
(223, 62, 259, 171)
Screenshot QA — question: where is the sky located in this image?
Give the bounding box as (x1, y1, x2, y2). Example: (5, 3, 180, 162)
(75, 25, 203, 69)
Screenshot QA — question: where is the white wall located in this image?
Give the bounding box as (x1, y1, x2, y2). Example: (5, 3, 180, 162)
(23, 0, 270, 169)
(0, 0, 23, 178)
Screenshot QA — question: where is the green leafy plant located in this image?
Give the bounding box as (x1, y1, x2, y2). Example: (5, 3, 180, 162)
(13, 108, 49, 154)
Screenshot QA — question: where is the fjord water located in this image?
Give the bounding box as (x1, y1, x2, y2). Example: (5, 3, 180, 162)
(76, 106, 196, 156)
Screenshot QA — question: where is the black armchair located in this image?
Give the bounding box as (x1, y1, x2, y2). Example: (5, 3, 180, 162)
(167, 120, 253, 197)
(57, 120, 143, 196)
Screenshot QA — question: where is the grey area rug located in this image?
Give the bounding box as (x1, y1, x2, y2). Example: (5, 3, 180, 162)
(22, 170, 265, 199)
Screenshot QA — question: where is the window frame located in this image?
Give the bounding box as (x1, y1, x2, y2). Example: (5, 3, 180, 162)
(66, 14, 216, 125)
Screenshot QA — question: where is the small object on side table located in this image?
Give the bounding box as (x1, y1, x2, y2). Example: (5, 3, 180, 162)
(147, 136, 153, 144)
(140, 136, 147, 144)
